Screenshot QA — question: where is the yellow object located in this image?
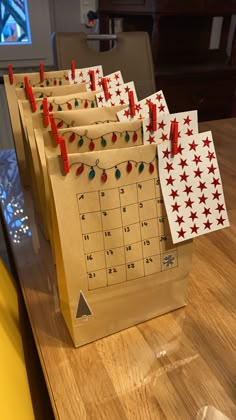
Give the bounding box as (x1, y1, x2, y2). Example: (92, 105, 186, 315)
(0, 259, 35, 420)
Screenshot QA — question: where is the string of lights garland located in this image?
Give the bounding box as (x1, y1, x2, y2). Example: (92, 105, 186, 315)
(54, 118, 118, 129)
(38, 97, 96, 112)
(16, 71, 91, 88)
(70, 155, 157, 182)
(16, 76, 66, 88)
(61, 126, 143, 150)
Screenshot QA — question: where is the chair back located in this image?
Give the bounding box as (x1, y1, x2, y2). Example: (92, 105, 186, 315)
(54, 31, 156, 100)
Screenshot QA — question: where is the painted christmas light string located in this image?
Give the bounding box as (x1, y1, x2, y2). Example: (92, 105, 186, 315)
(14, 66, 103, 88)
(158, 130, 230, 243)
(69, 155, 157, 182)
(16, 76, 65, 88)
(37, 96, 97, 112)
(58, 124, 142, 151)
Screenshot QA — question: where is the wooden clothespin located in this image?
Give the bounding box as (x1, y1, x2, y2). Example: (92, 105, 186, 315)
(8, 64, 14, 84)
(58, 136, 69, 174)
(49, 113, 60, 144)
(170, 121, 179, 155)
(39, 62, 44, 83)
(28, 86, 37, 112)
(129, 90, 136, 117)
(42, 97, 49, 127)
(71, 60, 75, 80)
(89, 70, 96, 91)
(102, 77, 109, 100)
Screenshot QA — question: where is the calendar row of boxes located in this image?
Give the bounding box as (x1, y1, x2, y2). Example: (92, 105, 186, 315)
(86, 249, 178, 289)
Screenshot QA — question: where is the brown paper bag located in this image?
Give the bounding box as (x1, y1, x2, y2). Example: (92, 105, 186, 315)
(18, 91, 98, 141)
(18, 91, 98, 184)
(3, 70, 73, 183)
(20, 104, 127, 239)
(31, 103, 127, 133)
(47, 144, 192, 347)
(35, 119, 143, 246)
(3, 66, 102, 182)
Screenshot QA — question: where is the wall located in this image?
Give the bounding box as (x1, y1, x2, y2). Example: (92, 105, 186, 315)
(49, 0, 98, 33)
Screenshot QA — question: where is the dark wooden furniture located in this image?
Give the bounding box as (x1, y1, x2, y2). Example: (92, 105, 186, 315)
(0, 118, 236, 419)
(98, 0, 236, 121)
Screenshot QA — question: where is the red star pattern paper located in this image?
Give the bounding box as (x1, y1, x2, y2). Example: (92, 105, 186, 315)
(142, 110, 198, 145)
(158, 131, 229, 243)
(86, 70, 124, 92)
(116, 90, 169, 121)
(68, 66, 103, 85)
(95, 81, 138, 107)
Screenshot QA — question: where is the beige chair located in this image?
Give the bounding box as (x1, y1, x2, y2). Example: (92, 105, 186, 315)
(53, 31, 156, 100)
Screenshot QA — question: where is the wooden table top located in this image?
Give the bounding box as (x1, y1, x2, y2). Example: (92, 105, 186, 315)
(1, 118, 235, 420)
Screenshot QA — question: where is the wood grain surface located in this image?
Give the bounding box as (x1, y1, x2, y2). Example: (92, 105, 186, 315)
(1, 119, 236, 420)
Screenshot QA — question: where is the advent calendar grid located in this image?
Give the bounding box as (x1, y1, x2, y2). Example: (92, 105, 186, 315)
(77, 178, 178, 290)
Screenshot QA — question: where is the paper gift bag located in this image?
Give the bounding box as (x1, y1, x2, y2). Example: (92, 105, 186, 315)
(16, 104, 126, 239)
(32, 104, 127, 133)
(47, 144, 192, 347)
(36, 119, 144, 247)
(28, 104, 128, 194)
(18, 91, 98, 181)
(21, 102, 126, 236)
(18, 91, 99, 143)
(3, 65, 103, 182)
(49, 104, 127, 129)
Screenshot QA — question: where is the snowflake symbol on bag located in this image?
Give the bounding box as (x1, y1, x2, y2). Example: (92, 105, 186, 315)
(163, 254, 175, 267)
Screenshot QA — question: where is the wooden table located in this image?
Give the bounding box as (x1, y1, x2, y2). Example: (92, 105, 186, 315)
(1, 119, 236, 420)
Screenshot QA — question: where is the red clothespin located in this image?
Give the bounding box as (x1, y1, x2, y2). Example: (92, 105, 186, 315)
(49, 113, 59, 144)
(28, 86, 37, 112)
(148, 101, 155, 131)
(102, 77, 109, 100)
(39, 62, 44, 82)
(8, 64, 14, 85)
(170, 121, 179, 155)
(42, 97, 49, 127)
(58, 136, 69, 174)
(151, 103, 157, 132)
(129, 90, 136, 117)
(71, 60, 75, 80)
(89, 70, 96, 91)
(24, 76, 30, 99)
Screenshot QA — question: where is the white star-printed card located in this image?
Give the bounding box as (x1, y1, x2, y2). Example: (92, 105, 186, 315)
(86, 70, 124, 92)
(143, 110, 198, 145)
(95, 81, 138, 107)
(116, 90, 169, 121)
(158, 131, 230, 244)
(68, 66, 103, 84)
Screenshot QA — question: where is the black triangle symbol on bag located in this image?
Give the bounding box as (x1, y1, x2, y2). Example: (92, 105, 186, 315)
(76, 291, 92, 318)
